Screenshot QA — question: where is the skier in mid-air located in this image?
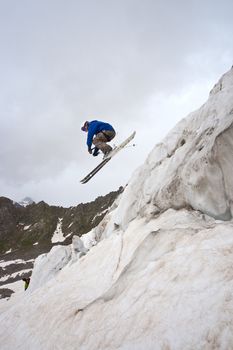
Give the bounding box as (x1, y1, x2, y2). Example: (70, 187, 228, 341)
(81, 120, 116, 157)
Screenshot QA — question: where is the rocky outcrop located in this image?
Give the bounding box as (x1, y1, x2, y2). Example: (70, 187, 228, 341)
(0, 187, 123, 289)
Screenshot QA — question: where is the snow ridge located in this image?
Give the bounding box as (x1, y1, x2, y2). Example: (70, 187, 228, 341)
(110, 68, 233, 231)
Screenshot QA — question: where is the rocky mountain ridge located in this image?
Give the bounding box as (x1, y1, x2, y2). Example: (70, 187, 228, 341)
(0, 187, 123, 297)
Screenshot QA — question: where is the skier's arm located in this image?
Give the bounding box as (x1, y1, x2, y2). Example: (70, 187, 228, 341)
(86, 124, 96, 151)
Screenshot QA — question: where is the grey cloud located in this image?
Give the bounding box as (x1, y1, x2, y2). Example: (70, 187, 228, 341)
(0, 0, 233, 205)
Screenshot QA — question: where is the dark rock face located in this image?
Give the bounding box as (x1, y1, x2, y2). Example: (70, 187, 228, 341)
(0, 288, 14, 299)
(0, 197, 24, 243)
(0, 187, 123, 296)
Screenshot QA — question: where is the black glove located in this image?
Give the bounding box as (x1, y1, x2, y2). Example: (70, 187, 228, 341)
(88, 147, 92, 154)
(92, 147, 99, 157)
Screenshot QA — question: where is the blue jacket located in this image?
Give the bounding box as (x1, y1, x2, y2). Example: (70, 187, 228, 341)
(86, 120, 115, 147)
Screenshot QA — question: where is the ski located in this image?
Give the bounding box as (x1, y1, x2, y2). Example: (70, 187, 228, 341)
(103, 131, 136, 160)
(80, 131, 136, 184)
(80, 158, 111, 184)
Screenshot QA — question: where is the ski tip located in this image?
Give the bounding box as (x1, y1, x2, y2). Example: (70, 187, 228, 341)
(130, 131, 136, 138)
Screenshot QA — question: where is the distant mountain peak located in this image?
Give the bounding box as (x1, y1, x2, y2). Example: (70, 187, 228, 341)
(18, 197, 34, 207)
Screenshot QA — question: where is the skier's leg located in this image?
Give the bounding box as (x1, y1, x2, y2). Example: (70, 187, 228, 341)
(102, 130, 116, 142)
(93, 132, 114, 155)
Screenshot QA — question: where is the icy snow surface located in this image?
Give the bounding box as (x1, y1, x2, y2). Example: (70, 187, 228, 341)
(51, 218, 66, 243)
(1, 68, 233, 350)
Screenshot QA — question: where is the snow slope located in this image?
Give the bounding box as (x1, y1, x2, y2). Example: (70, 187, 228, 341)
(1, 68, 233, 350)
(110, 69, 233, 230)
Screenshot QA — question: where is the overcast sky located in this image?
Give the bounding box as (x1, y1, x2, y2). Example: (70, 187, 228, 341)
(0, 0, 232, 207)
